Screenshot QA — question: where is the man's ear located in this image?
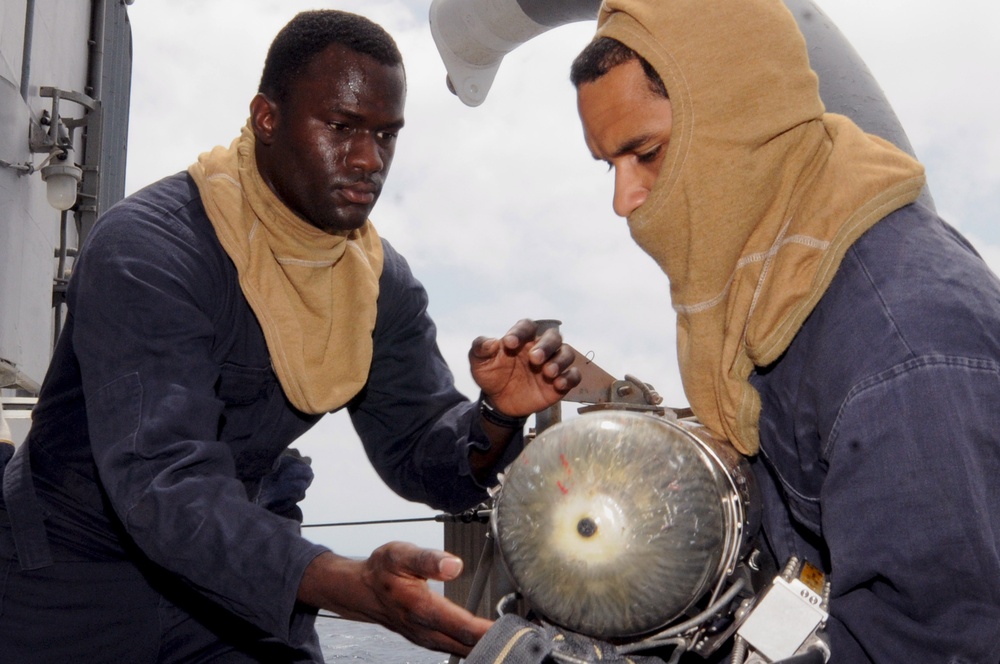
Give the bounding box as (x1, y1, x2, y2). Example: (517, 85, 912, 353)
(250, 93, 279, 146)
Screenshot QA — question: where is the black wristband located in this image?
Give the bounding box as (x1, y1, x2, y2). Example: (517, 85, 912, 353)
(479, 393, 528, 429)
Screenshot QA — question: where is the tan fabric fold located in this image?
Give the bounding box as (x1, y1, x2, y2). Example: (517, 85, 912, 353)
(189, 123, 384, 414)
(594, 0, 926, 454)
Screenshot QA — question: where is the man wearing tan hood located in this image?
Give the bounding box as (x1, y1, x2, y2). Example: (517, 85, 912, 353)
(570, 0, 1000, 660)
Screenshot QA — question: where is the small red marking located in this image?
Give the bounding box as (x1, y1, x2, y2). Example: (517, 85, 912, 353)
(557, 481, 569, 494)
(560, 454, 572, 474)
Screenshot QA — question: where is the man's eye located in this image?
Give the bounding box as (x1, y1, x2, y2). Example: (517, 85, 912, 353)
(638, 147, 661, 164)
(375, 130, 397, 141)
(328, 122, 348, 132)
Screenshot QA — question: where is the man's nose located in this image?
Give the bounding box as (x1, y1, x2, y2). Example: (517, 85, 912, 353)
(612, 167, 648, 217)
(348, 133, 384, 173)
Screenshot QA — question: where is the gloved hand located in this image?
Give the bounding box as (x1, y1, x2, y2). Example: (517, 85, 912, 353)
(258, 448, 314, 522)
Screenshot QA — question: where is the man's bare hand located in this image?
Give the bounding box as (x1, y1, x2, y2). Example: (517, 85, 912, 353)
(298, 543, 491, 657)
(470, 319, 581, 416)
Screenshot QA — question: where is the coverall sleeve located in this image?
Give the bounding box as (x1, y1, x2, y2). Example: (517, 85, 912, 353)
(68, 208, 327, 644)
(820, 359, 1000, 662)
(348, 241, 524, 514)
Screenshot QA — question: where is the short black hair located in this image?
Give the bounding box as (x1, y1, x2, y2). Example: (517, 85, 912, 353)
(570, 37, 668, 99)
(258, 10, 404, 101)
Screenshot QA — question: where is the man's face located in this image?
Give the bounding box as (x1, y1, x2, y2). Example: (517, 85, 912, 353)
(252, 44, 405, 233)
(577, 58, 673, 218)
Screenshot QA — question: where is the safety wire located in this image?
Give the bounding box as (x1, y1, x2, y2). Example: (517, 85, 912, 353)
(615, 577, 747, 655)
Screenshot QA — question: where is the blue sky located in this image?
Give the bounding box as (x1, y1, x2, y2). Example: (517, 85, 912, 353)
(124, 0, 1000, 556)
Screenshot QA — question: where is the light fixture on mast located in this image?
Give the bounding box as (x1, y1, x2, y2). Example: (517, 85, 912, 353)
(0, 87, 96, 211)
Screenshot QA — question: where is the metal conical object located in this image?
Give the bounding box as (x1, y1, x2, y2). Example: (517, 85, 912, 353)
(493, 411, 757, 639)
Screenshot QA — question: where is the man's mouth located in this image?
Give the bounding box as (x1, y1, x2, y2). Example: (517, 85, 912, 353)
(339, 184, 377, 205)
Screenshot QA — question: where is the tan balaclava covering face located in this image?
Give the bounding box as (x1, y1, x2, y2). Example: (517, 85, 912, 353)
(189, 123, 384, 415)
(593, 0, 926, 454)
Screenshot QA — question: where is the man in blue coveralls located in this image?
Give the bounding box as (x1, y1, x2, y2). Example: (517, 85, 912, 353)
(0, 9, 579, 662)
(567, 0, 1000, 661)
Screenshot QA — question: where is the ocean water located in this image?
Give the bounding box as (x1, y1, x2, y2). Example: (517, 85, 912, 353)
(316, 616, 449, 663)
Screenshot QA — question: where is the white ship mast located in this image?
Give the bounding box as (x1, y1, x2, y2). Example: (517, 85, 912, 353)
(0, 0, 132, 443)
